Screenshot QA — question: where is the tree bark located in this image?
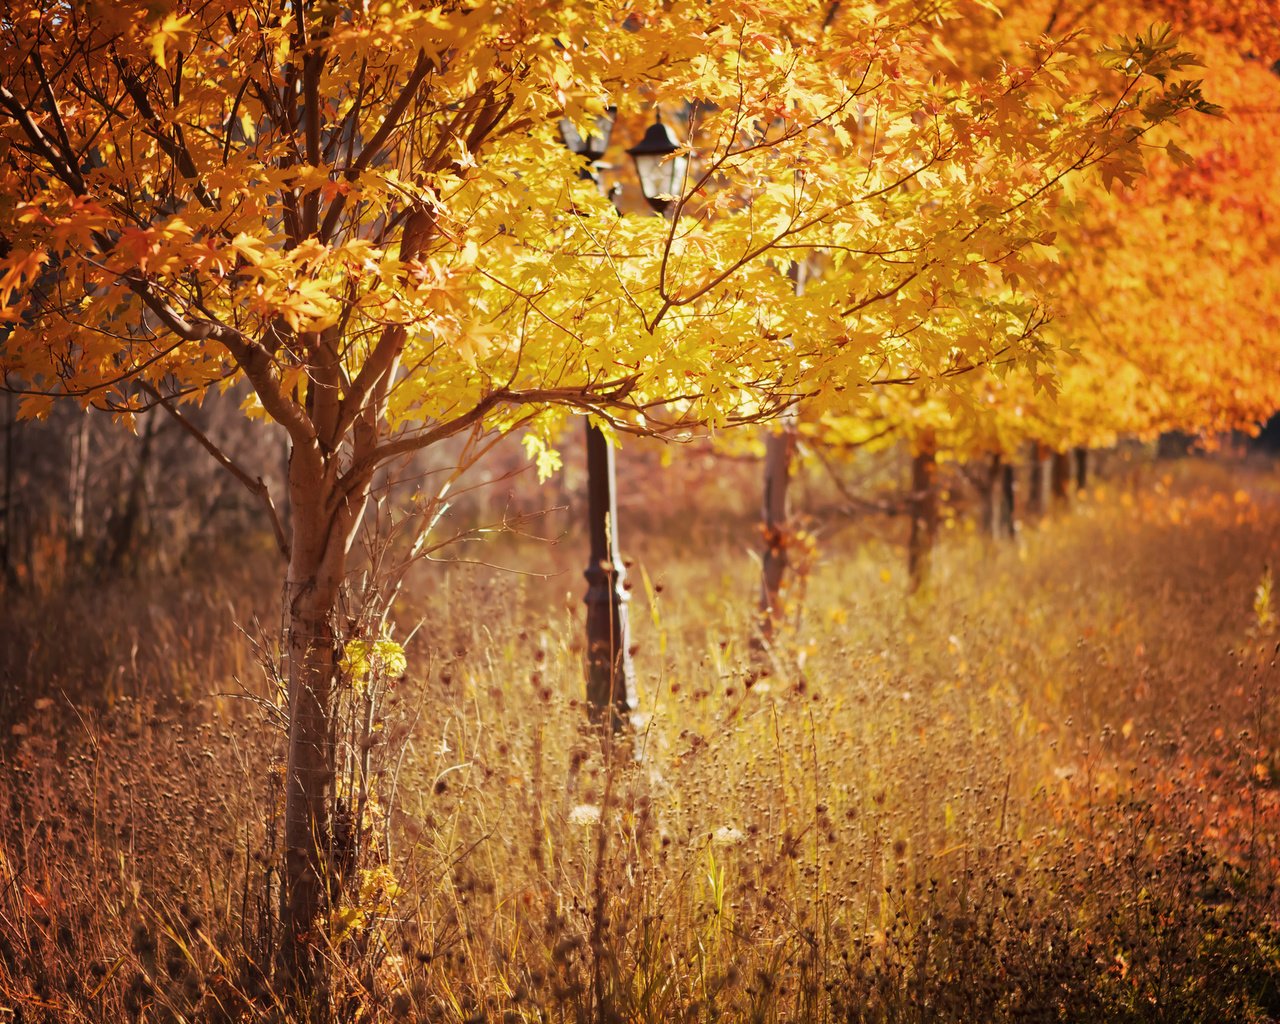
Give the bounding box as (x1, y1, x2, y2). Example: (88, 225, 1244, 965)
(984, 452, 1015, 539)
(1001, 460, 1016, 537)
(758, 416, 797, 641)
(1050, 449, 1071, 505)
(278, 548, 339, 991)
(68, 414, 90, 561)
(1073, 446, 1088, 492)
(907, 433, 938, 592)
(276, 441, 362, 999)
(279, 579, 338, 986)
(2, 391, 13, 585)
(1024, 441, 1050, 520)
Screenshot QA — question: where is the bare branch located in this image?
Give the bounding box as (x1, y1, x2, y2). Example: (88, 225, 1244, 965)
(140, 382, 291, 559)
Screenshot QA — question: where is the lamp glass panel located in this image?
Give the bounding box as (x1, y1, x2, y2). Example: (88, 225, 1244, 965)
(663, 153, 689, 197)
(635, 153, 687, 202)
(642, 154, 687, 201)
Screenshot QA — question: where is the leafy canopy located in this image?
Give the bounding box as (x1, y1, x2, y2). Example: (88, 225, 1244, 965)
(0, 0, 1220, 484)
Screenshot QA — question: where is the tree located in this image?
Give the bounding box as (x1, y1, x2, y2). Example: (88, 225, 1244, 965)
(971, 24, 1280, 469)
(791, 0, 1280, 578)
(0, 0, 1216, 996)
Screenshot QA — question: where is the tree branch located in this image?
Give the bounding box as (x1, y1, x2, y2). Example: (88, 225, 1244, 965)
(0, 84, 85, 191)
(140, 382, 290, 559)
(119, 274, 317, 445)
(318, 49, 432, 243)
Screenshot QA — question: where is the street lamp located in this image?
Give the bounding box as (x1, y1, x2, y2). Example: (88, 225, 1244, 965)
(554, 104, 691, 738)
(626, 113, 687, 215)
(556, 103, 639, 738)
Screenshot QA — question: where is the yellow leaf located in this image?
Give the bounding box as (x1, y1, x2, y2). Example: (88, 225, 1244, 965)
(150, 14, 191, 70)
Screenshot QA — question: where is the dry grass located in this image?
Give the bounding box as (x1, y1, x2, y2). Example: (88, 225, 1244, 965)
(3, 459, 1280, 1022)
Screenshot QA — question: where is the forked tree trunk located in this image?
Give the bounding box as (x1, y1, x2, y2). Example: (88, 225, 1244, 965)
(907, 433, 938, 592)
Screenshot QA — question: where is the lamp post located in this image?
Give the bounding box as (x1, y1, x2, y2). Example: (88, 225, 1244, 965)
(558, 105, 635, 734)
(581, 423, 635, 735)
(557, 106, 689, 734)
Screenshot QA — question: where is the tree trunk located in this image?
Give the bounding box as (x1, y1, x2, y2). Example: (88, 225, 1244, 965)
(1157, 431, 1193, 458)
(280, 432, 293, 533)
(279, 577, 338, 992)
(984, 453, 1015, 539)
(1050, 449, 1071, 505)
(1073, 447, 1088, 491)
(2, 391, 14, 585)
(68, 414, 90, 562)
(276, 443, 361, 1001)
(1001, 459, 1016, 537)
(1024, 441, 1049, 520)
(758, 416, 797, 641)
(907, 433, 938, 592)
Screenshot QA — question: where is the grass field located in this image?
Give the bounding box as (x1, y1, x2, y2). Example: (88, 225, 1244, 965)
(3, 459, 1280, 1023)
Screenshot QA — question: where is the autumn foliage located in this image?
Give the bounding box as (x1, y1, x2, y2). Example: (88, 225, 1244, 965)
(1, 0, 1280, 1016)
